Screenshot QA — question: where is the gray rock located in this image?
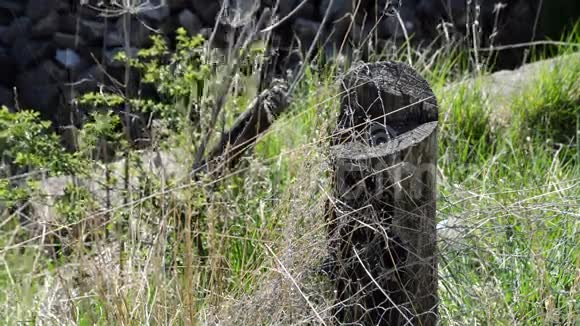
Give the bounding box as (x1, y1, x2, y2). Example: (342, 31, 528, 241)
(40, 59, 68, 82)
(377, 15, 397, 39)
(168, 0, 188, 10)
(0, 46, 15, 86)
(292, 18, 325, 50)
(279, 0, 316, 22)
(319, 0, 353, 21)
(178, 9, 202, 36)
(158, 14, 179, 35)
(55, 49, 82, 69)
(78, 19, 106, 44)
(205, 23, 234, 48)
(191, 0, 223, 26)
(10, 39, 56, 68)
(26, 0, 58, 22)
(323, 43, 351, 66)
(0, 0, 25, 14)
(348, 22, 366, 46)
(17, 83, 61, 119)
(78, 46, 106, 62)
(29, 149, 187, 226)
(138, 0, 170, 23)
(57, 0, 71, 13)
(31, 10, 60, 38)
(15, 62, 63, 116)
(73, 65, 104, 94)
(199, 27, 213, 40)
(222, 0, 261, 27)
(78, 2, 103, 19)
(1, 17, 31, 45)
(398, 0, 420, 36)
(319, 0, 370, 44)
(104, 30, 124, 47)
(437, 216, 469, 251)
(0, 24, 6, 41)
(464, 52, 580, 126)
(53, 32, 86, 49)
(0, 85, 14, 108)
(114, 17, 154, 47)
(415, 0, 444, 37)
(416, 0, 440, 17)
(376, 1, 419, 41)
(0, 11, 11, 26)
(58, 13, 78, 34)
(329, 14, 354, 44)
(438, 0, 467, 27)
(0, 44, 8, 61)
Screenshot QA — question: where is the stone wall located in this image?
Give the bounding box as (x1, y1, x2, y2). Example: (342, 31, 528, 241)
(0, 0, 575, 142)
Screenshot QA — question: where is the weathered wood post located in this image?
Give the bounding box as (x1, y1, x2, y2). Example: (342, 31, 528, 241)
(327, 62, 438, 325)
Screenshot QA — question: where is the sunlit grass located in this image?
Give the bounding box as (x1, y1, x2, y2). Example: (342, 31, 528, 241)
(1, 26, 579, 325)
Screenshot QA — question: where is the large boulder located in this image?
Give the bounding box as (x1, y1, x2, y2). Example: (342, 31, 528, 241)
(15, 61, 65, 120)
(10, 39, 56, 68)
(191, 0, 223, 26)
(0, 45, 15, 86)
(1, 17, 31, 45)
(0, 0, 24, 25)
(292, 18, 326, 51)
(319, 0, 354, 20)
(0, 0, 25, 15)
(0, 85, 13, 108)
(178, 9, 203, 36)
(168, 0, 188, 11)
(137, 0, 171, 24)
(30, 10, 60, 38)
(55, 49, 82, 70)
(278, 0, 317, 22)
(26, 0, 59, 22)
(113, 17, 154, 48)
(53, 32, 86, 50)
(78, 19, 107, 44)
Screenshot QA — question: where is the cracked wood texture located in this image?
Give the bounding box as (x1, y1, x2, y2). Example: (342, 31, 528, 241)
(328, 61, 438, 325)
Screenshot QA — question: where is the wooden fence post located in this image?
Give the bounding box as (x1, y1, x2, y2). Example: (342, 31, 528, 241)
(327, 62, 438, 325)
